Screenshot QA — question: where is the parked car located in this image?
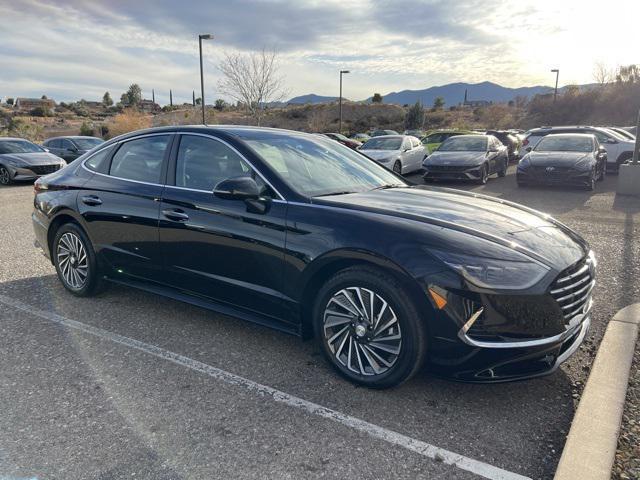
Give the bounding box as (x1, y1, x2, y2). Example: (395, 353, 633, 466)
(32, 125, 595, 387)
(0, 137, 66, 185)
(517, 134, 606, 190)
(359, 135, 425, 174)
(423, 135, 508, 184)
(322, 132, 362, 150)
(606, 127, 635, 140)
(43, 136, 105, 162)
(370, 129, 399, 137)
(622, 126, 637, 136)
(403, 129, 425, 138)
(518, 126, 635, 171)
(350, 133, 370, 142)
(421, 129, 474, 154)
(485, 130, 521, 161)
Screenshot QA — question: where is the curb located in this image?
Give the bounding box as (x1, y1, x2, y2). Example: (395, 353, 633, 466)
(555, 303, 640, 480)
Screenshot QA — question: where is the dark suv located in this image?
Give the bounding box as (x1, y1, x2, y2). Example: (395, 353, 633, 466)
(43, 136, 105, 162)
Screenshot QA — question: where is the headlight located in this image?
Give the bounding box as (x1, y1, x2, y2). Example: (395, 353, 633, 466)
(518, 156, 530, 169)
(431, 249, 550, 290)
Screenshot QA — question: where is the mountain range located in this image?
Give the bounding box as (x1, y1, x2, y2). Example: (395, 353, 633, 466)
(286, 81, 594, 107)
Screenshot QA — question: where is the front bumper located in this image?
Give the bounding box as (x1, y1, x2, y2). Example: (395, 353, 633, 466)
(423, 164, 483, 181)
(517, 167, 592, 186)
(6, 164, 63, 181)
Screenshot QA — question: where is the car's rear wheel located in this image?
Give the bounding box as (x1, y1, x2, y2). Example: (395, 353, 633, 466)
(53, 223, 101, 296)
(0, 166, 12, 185)
(313, 266, 427, 389)
(393, 160, 402, 175)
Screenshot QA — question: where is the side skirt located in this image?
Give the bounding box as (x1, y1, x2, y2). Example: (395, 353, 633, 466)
(104, 275, 301, 337)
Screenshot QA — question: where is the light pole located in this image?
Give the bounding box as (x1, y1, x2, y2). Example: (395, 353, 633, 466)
(199, 34, 213, 125)
(339, 70, 349, 134)
(551, 69, 559, 102)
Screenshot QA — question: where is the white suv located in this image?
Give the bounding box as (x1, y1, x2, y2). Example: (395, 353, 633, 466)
(520, 126, 635, 171)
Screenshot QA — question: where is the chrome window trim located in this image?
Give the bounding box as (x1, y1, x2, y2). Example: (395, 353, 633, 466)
(81, 132, 177, 187)
(173, 132, 285, 201)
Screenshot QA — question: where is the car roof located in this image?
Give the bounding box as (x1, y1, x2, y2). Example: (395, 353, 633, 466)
(45, 135, 102, 140)
(0, 137, 31, 142)
(365, 135, 404, 140)
(542, 133, 596, 138)
(444, 134, 487, 140)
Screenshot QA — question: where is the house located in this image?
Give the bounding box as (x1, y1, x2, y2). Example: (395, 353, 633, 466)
(14, 97, 56, 111)
(460, 89, 492, 108)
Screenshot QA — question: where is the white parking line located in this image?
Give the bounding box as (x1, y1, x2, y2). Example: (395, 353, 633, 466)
(0, 294, 531, 480)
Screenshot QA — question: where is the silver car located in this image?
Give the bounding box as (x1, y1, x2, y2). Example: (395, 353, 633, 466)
(358, 135, 426, 174)
(0, 137, 66, 185)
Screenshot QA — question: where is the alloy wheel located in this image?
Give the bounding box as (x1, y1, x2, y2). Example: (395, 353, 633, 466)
(0, 166, 10, 185)
(393, 161, 402, 174)
(56, 232, 89, 289)
(322, 287, 402, 376)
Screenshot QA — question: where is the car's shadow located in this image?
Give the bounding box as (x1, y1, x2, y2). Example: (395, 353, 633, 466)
(0, 272, 575, 479)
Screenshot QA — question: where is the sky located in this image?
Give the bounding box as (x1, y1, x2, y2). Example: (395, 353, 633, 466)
(1, 0, 638, 105)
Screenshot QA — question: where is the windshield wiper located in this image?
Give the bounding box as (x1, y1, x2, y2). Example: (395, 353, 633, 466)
(370, 184, 404, 191)
(313, 191, 358, 197)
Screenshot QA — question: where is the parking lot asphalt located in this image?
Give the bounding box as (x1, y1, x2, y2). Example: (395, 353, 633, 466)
(1, 166, 639, 480)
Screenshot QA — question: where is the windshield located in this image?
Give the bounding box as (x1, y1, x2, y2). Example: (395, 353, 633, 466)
(73, 138, 104, 149)
(361, 137, 402, 150)
(0, 140, 44, 154)
(535, 136, 593, 152)
(245, 134, 406, 197)
(439, 136, 486, 152)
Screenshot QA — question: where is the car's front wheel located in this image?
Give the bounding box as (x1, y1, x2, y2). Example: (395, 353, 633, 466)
(53, 223, 102, 296)
(393, 160, 402, 175)
(477, 164, 489, 184)
(313, 266, 428, 389)
(0, 166, 12, 185)
(498, 158, 507, 177)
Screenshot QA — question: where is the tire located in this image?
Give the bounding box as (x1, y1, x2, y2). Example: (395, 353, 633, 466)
(498, 159, 507, 178)
(53, 223, 102, 296)
(0, 165, 12, 185)
(477, 164, 489, 184)
(393, 160, 402, 175)
(585, 170, 596, 191)
(313, 266, 428, 389)
(597, 162, 605, 181)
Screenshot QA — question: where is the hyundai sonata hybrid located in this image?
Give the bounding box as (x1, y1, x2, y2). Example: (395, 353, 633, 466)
(0, 137, 67, 185)
(517, 133, 606, 190)
(32, 126, 595, 388)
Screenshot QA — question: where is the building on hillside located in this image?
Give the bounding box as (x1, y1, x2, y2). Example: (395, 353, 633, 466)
(14, 97, 57, 111)
(120, 98, 159, 112)
(460, 89, 492, 108)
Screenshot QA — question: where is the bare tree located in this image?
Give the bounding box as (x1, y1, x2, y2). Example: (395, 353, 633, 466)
(593, 62, 613, 86)
(218, 48, 287, 125)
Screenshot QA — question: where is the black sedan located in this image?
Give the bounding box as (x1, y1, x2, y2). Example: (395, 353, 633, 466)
(517, 133, 606, 190)
(0, 137, 66, 185)
(423, 135, 508, 184)
(32, 126, 594, 387)
(43, 136, 105, 162)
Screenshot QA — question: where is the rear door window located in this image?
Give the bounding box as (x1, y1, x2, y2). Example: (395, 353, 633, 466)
(85, 146, 114, 174)
(110, 135, 170, 183)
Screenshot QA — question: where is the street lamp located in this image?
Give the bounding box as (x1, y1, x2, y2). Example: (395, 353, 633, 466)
(199, 34, 214, 124)
(339, 70, 350, 134)
(551, 69, 559, 102)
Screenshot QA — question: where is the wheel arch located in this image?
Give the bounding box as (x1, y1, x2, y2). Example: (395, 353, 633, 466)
(298, 249, 433, 339)
(47, 210, 90, 264)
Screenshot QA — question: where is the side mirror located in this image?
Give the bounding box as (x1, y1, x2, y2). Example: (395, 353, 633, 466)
(214, 176, 260, 200)
(526, 146, 532, 152)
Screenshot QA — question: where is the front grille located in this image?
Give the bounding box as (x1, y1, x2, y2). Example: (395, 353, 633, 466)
(427, 165, 472, 172)
(550, 254, 595, 321)
(29, 164, 60, 175)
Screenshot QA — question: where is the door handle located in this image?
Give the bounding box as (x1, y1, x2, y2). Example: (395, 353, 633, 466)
(81, 195, 102, 206)
(162, 209, 189, 221)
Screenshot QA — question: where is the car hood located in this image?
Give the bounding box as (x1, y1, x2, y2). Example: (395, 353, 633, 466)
(0, 152, 62, 165)
(359, 149, 400, 160)
(528, 151, 593, 167)
(316, 186, 587, 269)
(426, 151, 486, 166)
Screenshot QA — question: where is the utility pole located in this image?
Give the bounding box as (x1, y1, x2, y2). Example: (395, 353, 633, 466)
(193, 90, 196, 107)
(339, 70, 350, 134)
(633, 108, 640, 165)
(198, 33, 213, 125)
(152, 89, 155, 105)
(551, 69, 560, 102)
(169, 89, 173, 107)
